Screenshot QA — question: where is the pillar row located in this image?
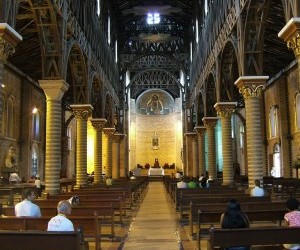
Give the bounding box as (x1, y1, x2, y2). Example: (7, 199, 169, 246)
(119, 134, 127, 178)
(71, 104, 93, 189)
(0, 24, 22, 136)
(215, 102, 237, 186)
(202, 117, 218, 179)
(40, 80, 69, 194)
(91, 118, 107, 184)
(235, 76, 267, 189)
(195, 126, 206, 177)
(112, 133, 122, 179)
(103, 127, 116, 178)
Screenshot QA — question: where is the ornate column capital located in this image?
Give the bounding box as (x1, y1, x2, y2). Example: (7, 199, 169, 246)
(194, 126, 206, 135)
(112, 133, 124, 143)
(0, 23, 22, 60)
(70, 104, 93, 119)
(278, 18, 300, 56)
(235, 76, 268, 99)
(185, 132, 197, 141)
(103, 127, 116, 136)
(202, 117, 219, 129)
(39, 80, 69, 101)
(90, 118, 107, 131)
(214, 102, 237, 118)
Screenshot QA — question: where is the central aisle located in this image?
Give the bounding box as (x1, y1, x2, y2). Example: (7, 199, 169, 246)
(121, 181, 186, 249)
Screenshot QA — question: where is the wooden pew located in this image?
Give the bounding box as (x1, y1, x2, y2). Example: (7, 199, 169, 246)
(197, 209, 287, 250)
(0, 229, 86, 250)
(1, 205, 116, 239)
(208, 226, 300, 250)
(188, 200, 285, 236)
(0, 214, 102, 250)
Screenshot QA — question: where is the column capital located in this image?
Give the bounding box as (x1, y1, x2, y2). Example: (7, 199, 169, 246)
(185, 132, 197, 140)
(90, 118, 107, 131)
(70, 104, 93, 119)
(194, 126, 206, 135)
(235, 76, 268, 99)
(39, 80, 69, 101)
(103, 127, 116, 136)
(112, 133, 125, 143)
(214, 102, 237, 118)
(202, 117, 218, 128)
(0, 23, 22, 60)
(278, 18, 300, 56)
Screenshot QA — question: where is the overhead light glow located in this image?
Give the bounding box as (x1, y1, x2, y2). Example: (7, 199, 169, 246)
(147, 12, 160, 25)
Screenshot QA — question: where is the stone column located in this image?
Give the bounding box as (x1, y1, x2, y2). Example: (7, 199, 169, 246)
(119, 134, 127, 178)
(0, 24, 22, 136)
(112, 133, 122, 179)
(103, 127, 116, 178)
(90, 118, 107, 184)
(185, 132, 197, 177)
(202, 117, 219, 179)
(70, 104, 93, 188)
(39, 80, 69, 194)
(191, 133, 199, 177)
(195, 126, 206, 176)
(235, 76, 267, 189)
(214, 102, 237, 186)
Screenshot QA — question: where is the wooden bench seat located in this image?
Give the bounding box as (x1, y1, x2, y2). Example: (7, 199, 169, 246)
(208, 226, 300, 250)
(0, 229, 86, 250)
(197, 210, 287, 249)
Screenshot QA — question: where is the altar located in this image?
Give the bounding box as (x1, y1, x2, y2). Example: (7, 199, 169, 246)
(148, 167, 164, 176)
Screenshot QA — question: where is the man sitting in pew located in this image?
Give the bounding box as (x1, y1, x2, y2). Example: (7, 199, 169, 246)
(15, 188, 41, 217)
(250, 180, 265, 197)
(47, 200, 74, 231)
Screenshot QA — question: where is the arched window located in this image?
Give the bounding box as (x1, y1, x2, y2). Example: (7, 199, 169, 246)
(31, 144, 38, 177)
(269, 105, 278, 138)
(296, 93, 300, 130)
(107, 13, 111, 45)
(32, 108, 40, 141)
(97, 0, 100, 16)
(67, 126, 72, 150)
(6, 97, 14, 138)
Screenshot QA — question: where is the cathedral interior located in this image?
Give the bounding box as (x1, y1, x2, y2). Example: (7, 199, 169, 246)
(1, 0, 300, 249)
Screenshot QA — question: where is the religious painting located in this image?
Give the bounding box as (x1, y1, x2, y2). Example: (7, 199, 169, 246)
(152, 132, 159, 149)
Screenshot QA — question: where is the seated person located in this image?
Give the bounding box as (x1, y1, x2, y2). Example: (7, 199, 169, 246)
(175, 172, 181, 179)
(187, 177, 198, 188)
(199, 177, 208, 188)
(250, 179, 265, 197)
(106, 176, 113, 186)
(177, 176, 188, 188)
(15, 188, 41, 217)
(283, 197, 300, 250)
(199, 174, 204, 181)
(220, 199, 250, 250)
(47, 200, 74, 231)
(68, 195, 80, 206)
(9, 172, 21, 184)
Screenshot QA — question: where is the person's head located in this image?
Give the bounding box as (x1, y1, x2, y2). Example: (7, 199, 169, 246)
(226, 199, 241, 213)
(24, 189, 36, 201)
(68, 196, 80, 206)
(200, 177, 207, 188)
(286, 197, 299, 211)
(254, 179, 260, 187)
(57, 200, 72, 216)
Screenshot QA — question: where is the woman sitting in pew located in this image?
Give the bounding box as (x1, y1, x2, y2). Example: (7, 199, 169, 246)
(220, 199, 250, 250)
(283, 197, 300, 250)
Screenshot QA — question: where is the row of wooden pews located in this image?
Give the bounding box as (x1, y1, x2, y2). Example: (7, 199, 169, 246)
(163, 176, 291, 250)
(0, 176, 149, 250)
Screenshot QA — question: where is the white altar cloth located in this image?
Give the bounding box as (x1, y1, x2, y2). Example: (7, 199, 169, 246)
(148, 167, 164, 176)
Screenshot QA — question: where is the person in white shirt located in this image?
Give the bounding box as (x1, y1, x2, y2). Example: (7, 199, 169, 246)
(47, 200, 74, 231)
(15, 189, 41, 217)
(175, 172, 181, 179)
(250, 179, 265, 197)
(9, 172, 21, 184)
(177, 176, 188, 188)
(34, 175, 41, 197)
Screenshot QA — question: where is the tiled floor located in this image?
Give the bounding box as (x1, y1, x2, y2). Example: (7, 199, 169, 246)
(89, 181, 197, 249)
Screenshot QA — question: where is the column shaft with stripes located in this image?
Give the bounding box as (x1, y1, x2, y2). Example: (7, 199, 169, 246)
(215, 102, 237, 186)
(71, 104, 93, 189)
(236, 76, 267, 189)
(112, 133, 122, 179)
(195, 126, 206, 176)
(91, 118, 107, 184)
(191, 134, 199, 177)
(119, 134, 127, 178)
(103, 128, 116, 178)
(202, 117, 218, 179)
(0, 24, 22, 136)
(40, 80, 69, 194)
